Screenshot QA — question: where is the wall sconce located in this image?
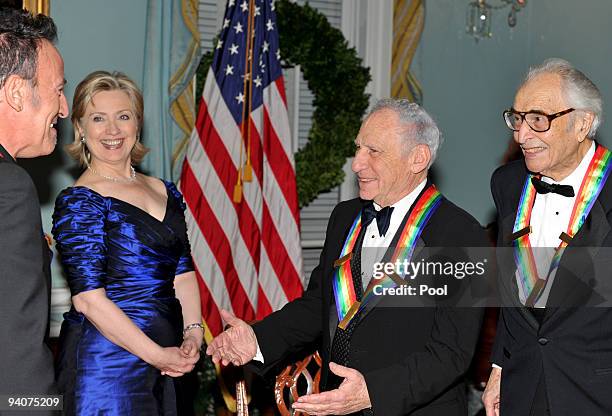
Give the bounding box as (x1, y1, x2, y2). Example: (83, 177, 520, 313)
(466, 0, 527, 41)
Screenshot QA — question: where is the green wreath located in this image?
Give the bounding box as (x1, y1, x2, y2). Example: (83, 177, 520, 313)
(196, 0, 371, 207)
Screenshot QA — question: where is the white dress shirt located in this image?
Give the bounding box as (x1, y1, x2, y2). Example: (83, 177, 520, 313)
(361, 180, 427, 289)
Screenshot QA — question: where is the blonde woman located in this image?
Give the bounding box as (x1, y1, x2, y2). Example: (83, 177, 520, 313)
(53, 71, 202, 415)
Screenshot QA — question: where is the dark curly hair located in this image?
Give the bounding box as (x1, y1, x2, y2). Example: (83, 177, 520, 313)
(0, 7, 57, 89)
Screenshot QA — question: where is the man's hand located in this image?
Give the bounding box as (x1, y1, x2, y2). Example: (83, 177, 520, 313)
(205, 309, 257, 366)
(482, 367, 501, 416)
(291, 362, 371, 415)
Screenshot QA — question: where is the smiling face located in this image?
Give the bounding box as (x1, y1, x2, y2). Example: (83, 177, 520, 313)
(78, 89, 138, 167)
(18, 40, 68, 158)
(351, 109, 430, 206)
(513, 72, 592, 180)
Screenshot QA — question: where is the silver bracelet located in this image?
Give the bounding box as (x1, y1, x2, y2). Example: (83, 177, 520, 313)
(183, 323, 205, 337)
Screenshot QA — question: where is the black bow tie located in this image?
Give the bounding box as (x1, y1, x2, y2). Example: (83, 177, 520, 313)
(531, 177, 575, 197)
(362, 202, 394, 237)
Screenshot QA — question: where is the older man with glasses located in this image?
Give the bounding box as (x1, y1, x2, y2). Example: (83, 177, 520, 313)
(483, 58, 612, 416)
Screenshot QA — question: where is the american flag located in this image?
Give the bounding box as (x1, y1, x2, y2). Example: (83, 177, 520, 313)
(180, 0, 304, 337)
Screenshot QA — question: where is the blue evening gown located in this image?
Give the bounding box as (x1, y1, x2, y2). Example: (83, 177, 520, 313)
(52, 180, 194, 415)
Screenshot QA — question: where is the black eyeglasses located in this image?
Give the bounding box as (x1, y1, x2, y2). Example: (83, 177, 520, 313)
(503, 108, 575, 133)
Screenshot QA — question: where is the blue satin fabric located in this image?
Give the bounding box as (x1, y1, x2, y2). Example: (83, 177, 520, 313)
(52, 180, 194, 415)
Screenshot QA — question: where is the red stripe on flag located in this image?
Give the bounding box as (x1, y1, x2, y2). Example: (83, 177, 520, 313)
(262, 107, 300, 224)
(256, 286, 273, 319)
(194, 264, 223, 336)
(182, 161, 256, 321)
(275, 77, 288, 106)
(262, 200, 304, 301)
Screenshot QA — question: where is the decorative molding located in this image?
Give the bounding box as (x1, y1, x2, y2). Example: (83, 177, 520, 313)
(364, 0, 393, 104)
(341, 0, 392, 105)
(23, 0, 49, 15)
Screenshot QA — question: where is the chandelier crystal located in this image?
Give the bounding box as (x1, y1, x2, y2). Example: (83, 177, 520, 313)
(466, 0, 527, 41)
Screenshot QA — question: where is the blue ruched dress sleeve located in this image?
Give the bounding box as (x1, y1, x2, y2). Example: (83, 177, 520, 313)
(52, 188, 108, 295)
(166, 181, 194, 276)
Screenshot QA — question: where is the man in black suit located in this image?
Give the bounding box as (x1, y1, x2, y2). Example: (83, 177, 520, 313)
(483, 59, 612, 416)
(207, 99, 487, 415)
(0, 7, 68, 400)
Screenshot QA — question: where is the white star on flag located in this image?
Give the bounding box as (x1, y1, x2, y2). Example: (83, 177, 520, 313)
(225, 64, 234, 75)
(271, 1, 275, 11)
(234, 22, 243, 33)
(216, 39, 223, 49)
(276, 49, 281, 60)
(223, 18, 230, 29)
(235, 92, 245, 103)
(240, 1, 248, 12)
(229, 0, 235, 6)
(254, 75, 262, 87)
(266, 19, 274, 31)
(229, 44, 239, 55)
(262, 41, 269, 53)
(254, 6, 261, 16)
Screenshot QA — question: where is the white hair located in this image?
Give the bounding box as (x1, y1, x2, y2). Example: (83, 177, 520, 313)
(523, 58, 603, 138)
(368, 98, 442, 167)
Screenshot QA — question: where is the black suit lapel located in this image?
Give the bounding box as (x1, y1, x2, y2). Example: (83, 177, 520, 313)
(0, 143, 15, 163)
(542, 199, 611, 327)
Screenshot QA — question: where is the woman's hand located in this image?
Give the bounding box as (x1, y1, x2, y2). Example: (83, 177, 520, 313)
(180, 334, 202, 359)
(152, 346, 199, 377)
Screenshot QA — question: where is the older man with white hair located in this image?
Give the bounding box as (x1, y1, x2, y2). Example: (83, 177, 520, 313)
(208, 98, 487, 415)
(483, 58, 612, 416)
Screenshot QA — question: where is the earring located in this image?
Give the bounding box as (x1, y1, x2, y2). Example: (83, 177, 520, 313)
(80, 136, 86, 143)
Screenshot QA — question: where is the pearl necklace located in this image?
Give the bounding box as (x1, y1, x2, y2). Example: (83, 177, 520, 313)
(88, 165, 137, 183)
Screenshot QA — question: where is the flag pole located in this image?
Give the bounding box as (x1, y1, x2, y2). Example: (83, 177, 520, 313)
(233, 0, 256, 202)
(243, 0, 257, 182)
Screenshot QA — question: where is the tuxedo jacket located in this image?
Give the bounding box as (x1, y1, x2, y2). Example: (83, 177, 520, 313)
(0, 144, 55, 398)
(254, 185, 487, 415)
(491, 156, 612, 416)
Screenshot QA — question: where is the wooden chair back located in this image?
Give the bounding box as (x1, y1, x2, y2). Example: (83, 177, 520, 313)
(274, 352, 322, 416)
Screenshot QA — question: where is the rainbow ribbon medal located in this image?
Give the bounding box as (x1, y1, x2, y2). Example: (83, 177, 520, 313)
(333, 185, 442, 329)
(512, 145, 612, 306)
(332, 216, 362, 328)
